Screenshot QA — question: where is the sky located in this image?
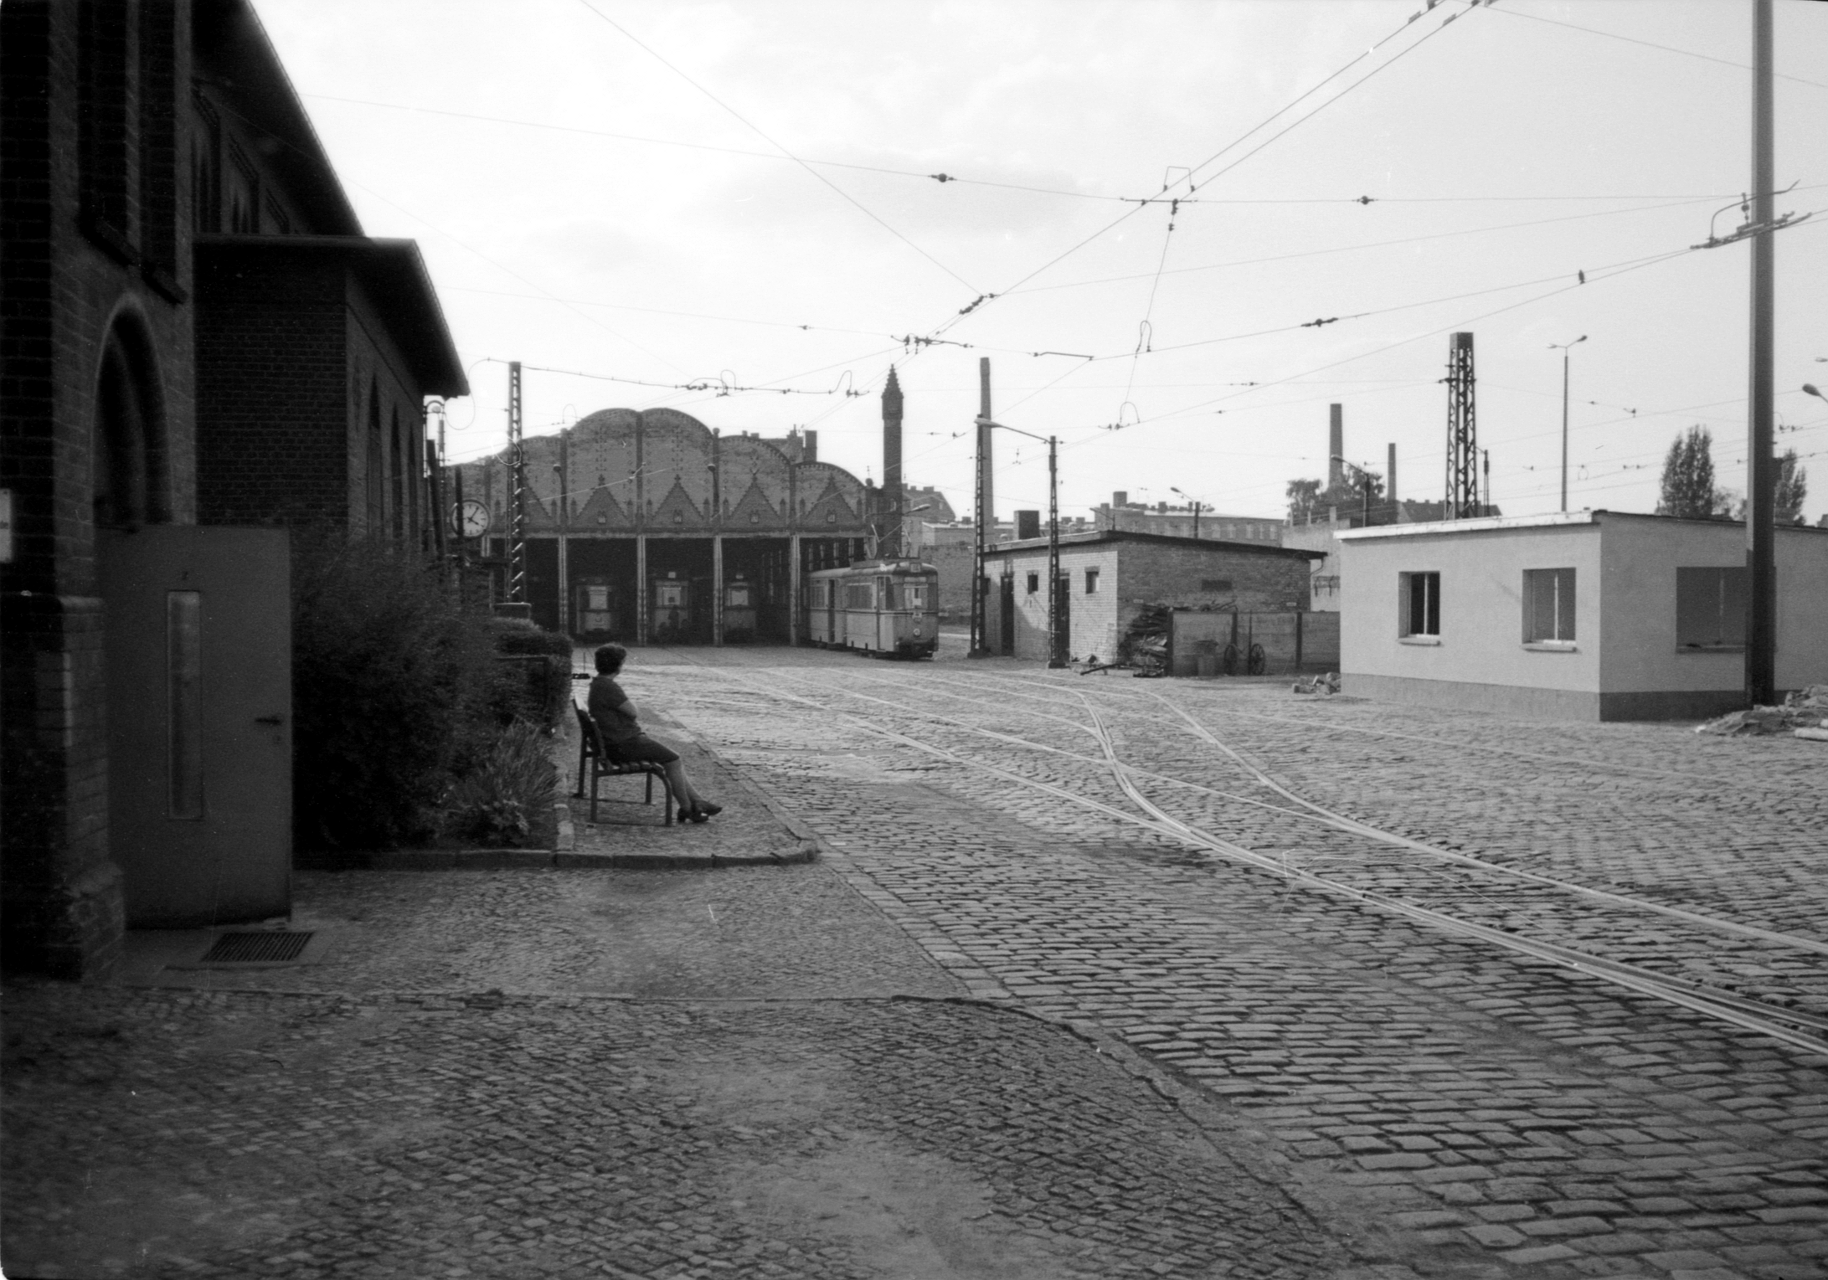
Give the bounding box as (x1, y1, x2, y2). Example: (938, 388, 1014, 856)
(258, 0, 1828, 526)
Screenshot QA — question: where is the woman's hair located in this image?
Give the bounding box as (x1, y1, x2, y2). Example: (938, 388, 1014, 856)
(594, 643, 627, 675)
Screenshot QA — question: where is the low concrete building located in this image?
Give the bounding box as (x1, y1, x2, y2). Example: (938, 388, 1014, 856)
(981, 531, 1318, 663)
(1336, 511, 1828, 720)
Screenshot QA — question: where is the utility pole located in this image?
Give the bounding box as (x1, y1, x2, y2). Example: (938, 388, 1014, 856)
(1746, 0, 1776, 706)
(970, 358, 993, 657)
(1047, 434, 1064, 668)
(508, 360, 526, 604)
(1551, 335, 1587, 512)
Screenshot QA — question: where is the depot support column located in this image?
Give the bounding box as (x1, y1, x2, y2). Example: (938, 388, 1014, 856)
(789, 534, 802, 645)
(713, 535, 724, 646)
(636, 535, 648, 646)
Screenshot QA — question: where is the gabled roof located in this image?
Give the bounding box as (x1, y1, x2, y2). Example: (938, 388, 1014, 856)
(192, 0, 363, 237)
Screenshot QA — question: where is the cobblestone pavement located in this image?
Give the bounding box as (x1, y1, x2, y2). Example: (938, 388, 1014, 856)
(3, 649, 1390, 1279)
(1, 986, 1355, 1280)
(633, 648, 1828, 1278)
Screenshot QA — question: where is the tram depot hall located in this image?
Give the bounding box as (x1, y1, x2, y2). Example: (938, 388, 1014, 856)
(454, 407, 881, 647)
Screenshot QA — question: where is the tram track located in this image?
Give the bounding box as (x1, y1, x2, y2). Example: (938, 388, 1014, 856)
(663, 663, 1828, 1056)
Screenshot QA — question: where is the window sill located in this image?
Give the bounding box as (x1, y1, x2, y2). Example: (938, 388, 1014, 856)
(1398, 635, 1441, 646)
(1677, 644, 1745, 654)
(1523, 641, 1578, 652)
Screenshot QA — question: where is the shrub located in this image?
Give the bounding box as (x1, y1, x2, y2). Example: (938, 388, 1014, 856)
(440, 720, 558, 847)
(487, 620, 573, 730)
(291, 533, 495, 849)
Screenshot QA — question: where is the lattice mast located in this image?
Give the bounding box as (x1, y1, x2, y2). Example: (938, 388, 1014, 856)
(1444, 332, 1479, 519)
(508, 360, 527, 601)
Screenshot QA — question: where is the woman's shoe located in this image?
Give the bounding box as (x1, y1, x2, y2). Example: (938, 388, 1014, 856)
(685, 806, 710, 824)
(694, 801, 722, 818)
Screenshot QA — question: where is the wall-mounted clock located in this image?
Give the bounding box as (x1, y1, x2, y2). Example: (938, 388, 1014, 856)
(452, 500, 490, 538)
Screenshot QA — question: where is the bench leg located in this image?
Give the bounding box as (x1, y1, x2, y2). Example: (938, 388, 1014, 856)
(589, 765, 599, 824)
(644, 772, 653, 806)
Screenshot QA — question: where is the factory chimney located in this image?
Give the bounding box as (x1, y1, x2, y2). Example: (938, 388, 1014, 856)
(1387, 442, 1398, 507)
(882, 366, 904, 556)
(1328, 405, 1344, 491)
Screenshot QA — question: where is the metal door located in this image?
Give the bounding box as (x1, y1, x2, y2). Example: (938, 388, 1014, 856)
(100, 526, 291, 926)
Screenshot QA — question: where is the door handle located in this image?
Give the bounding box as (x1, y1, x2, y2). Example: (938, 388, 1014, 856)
(255, 714, 284, 726)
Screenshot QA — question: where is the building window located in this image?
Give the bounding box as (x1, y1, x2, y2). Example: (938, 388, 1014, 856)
(227, 148, 259, 234)
(1676, 566, 1747, 649)
(1523, 568, 1576, 644)
(1399, 571, 1440, 637)
(1025, 571, 1038, 594)
(138, 0, 180, 293)
(1085, 568, 1099, 594)
(79, 0, 134, 261)
(1200, 578, 1233, 593)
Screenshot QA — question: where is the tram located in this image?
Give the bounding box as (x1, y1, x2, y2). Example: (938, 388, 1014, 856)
(805, 559, 939, 659)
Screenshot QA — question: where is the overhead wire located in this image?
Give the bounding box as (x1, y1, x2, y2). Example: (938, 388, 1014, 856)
(1485, 4, 1828, 90)
(302, 90, 1753, 207)
(572, 0, 982, 294)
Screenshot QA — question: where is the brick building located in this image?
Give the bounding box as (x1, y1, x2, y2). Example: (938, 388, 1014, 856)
(1, 0, 464, 979)
(1094, 494, 1283, 544)
(981, 531, 1319, 663)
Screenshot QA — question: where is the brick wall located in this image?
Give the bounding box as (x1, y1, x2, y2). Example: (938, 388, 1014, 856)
(1116, 541, 1310, 615)
(2, 0, 197, 980)
(982, 537, 1315, 664)
(195, 249, 347, 526)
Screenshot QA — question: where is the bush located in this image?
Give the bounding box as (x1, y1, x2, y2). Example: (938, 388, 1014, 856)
(291, 533, 496, 849)
(487, 620, 573, 730)
(439, 720, 558, 847)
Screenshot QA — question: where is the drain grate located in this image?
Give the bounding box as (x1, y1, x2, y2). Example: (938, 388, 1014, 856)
(200, 931, 313, 964)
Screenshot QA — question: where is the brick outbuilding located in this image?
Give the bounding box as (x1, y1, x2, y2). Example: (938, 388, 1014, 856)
(981, 531, 1319, 663)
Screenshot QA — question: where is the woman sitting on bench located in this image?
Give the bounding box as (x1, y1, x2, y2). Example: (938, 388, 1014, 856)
(586, 643, 722, 823)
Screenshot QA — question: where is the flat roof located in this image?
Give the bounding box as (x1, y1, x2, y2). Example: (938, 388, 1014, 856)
(1336, 509, 1828, 540)
(982, 528, 1322, 560)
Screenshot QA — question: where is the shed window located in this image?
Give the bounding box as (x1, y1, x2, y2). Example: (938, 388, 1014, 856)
(1026, 572, 1038, 595)
(1085, 568, 1100, 594)
(1399, 571, 1440, 638)
(1523, 568, 1576, 643)
(1676, 567, 1747, 649)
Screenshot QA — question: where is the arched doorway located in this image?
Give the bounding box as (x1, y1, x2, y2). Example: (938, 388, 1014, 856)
(94, 310, 292, 926)
(92, 314, 170, 529)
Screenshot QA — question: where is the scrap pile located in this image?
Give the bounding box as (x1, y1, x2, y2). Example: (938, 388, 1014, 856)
(1118, 604, 1173, 678)
(1695, 684, 1828, 740)
(1293, 672, 1342, 696)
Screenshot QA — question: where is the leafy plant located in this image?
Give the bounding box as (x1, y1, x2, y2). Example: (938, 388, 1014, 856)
(441, 720, 558, 847)
(291, 533, 496, 849)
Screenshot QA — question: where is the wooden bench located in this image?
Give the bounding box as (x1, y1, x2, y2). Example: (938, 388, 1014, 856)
(573, 703, 675, 825)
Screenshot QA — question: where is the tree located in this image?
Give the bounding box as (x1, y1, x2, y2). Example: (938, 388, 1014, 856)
(1656, 425, 1717, 518)
(1777, 448, 1808, 525)
(1286, 478, 1321, 524)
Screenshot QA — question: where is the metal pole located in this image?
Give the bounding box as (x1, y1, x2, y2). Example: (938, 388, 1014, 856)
(508, 361, 526, 603)
(1560, 348, 1570, 512)
(970, 358, 991, 656)
(1047, 435, 1064, 668)
(1746, 0, 1776, 706)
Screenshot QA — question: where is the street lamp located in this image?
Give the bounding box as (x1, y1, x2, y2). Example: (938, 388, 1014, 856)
(1550, 335, 1588, 513)
(1169, 487, 1207, 538)
(1330, 455, 1376, 526)
(978, 417, 1066, 669)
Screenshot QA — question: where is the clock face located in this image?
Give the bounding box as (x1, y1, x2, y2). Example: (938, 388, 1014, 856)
(452, 500, 490, 538)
